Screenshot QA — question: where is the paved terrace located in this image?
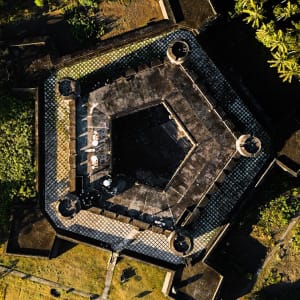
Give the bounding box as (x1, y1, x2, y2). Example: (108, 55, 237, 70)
(43, 29, 271, 266)
(83, 63, 236, 227)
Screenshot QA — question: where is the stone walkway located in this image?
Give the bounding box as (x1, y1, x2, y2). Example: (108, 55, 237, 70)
(0, 265, 97, 298)
(101, 230, 140, 299)
(101, 252, 119, 300)
(113, 229, 140, 252)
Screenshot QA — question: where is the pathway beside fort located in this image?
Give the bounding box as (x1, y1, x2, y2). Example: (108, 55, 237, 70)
(101, 252, 119, 300)
(261, 215, 300, 269)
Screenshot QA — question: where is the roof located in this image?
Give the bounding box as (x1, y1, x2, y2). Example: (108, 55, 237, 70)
(42, 29, 271, 267)
(176, 262, 222, 300)
(84, 62, 236, 226)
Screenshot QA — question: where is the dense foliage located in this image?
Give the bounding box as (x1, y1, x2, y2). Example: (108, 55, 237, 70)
(292, 224, 300, 252)
(252, 188, 300, 244)
(234, 0, 300, 83)
(78, 0, 98, 7)
(34, 0, 44, 8)
(0, 94, 36, 233)
(64, 5, 105, 43)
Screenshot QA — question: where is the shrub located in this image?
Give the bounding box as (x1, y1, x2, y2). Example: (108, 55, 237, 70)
(34, 0, 44, 7)
(0, 94, 36, 233)
(263, 268, 282, 286)
(253, 188, 300, 243)
(78, 0, 98, 8)
(64, 6, 105, 43)
(292, 225, 300, 253)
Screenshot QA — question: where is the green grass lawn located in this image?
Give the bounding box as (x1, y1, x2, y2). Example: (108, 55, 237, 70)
(109, 256, 168, 300)
(0, 244, 170, 299)
(0, 274, 86, 300)
(0, 243, 110, 295)
(0, 275, 86, 300)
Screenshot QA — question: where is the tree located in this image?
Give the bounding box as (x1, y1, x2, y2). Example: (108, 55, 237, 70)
(269, 30, 288, 53)
(234, 0, 300, 83)
(34, 0, 44, 8)
(0, 94, 36, 197)
(78, 0, 98, 7)
(278, 60, 300, 83)
(273, 1, 299, 21)
(256, 22, 275, 48)
(268, 51, 290, 72)
(64, 6, 105, 43)
(0, 93, 36, 233)
(242, 0, 265, 29)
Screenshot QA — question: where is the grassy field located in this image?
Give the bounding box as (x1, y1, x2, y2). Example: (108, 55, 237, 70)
(0, 275, 86, 300)
(0, 243, 169, 299)
(108, 256, 168, 300)
(0, 243, 110, 295)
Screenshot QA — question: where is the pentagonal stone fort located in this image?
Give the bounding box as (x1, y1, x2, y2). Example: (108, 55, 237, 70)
(42, 29, 270, 265)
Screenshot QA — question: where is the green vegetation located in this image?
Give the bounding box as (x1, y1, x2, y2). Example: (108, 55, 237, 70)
(64, 5, 105, 44)
(292, 224, 300, 252)
(107, 0, 133, 5)
(78, 0, 99, 7)
(0, 243, 110, 295)
(246, 220, 300, 299)
(0, 275, 86, 300)
(0, 1, 36, 24)
(244, 180, 300, 298)
(252, 187, 300, 246)
(262, 268, 283, 286)
(233, 0, 300, 83)
(0, 243, 168, 299)
(34, 0, 44, 8)
(0, 94, 36, 234)
(109, 257, 168, 300)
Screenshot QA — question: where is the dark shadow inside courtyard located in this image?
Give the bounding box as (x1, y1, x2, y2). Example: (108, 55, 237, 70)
(111, 104, 192, 189)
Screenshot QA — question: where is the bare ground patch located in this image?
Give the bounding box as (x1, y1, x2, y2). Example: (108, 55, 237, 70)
(100, 0, 163, 39)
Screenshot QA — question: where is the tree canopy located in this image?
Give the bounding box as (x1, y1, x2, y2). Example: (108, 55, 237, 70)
(234, 0, 300, 83)
(0, 94, 36, 233)
(64, 3, 105, 44)
(64, 6, 105, 43)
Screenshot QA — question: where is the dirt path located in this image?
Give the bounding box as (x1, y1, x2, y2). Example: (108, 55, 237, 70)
(261, 216, 300, 270)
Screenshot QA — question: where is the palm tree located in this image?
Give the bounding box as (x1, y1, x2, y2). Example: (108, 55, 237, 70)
(234, 0, 252, 14)
(273, 1, 299, 21)
(256, 22, 275, 48)
(270, 30, 288, 53)
(242, 0, 265, 28)
(268, 50, 289, 72)
(279, 60, 300, 82)
(268, 50, 300, 82)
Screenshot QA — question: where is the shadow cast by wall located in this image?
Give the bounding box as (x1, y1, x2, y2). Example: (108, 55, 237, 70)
(198, 17, 300, 150)
(257, 279, 300, 300)
(208, 228, 267, 300)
